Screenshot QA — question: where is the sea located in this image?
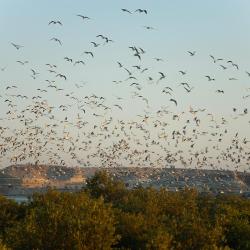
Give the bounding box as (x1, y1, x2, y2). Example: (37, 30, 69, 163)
(5, 195, 30, 203)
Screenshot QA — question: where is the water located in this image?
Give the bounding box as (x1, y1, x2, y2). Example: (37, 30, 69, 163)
(5, 195, 29, 203)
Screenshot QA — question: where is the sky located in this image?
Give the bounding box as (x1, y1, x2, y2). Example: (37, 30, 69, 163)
(0, 0, 250, 170)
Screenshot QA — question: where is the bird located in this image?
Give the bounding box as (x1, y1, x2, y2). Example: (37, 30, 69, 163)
(170, 98, 177, 106)
(91, 42, 100, 47)
(11, 43, 23, 50)
(56, 74, 67, 80)
(121, 9, 132, 14)
(16, 60, 29, 65)
(243, 72, 250, 79)
(153, 58, 163, 62)
(31, 69, 39, 75)
(210, 55, 223, 63)
(77, 15, 91, 20)
(184, 86, 194, 93)
(243, 95, 250, 99)
(74, 61, 85, 66)
(64, 57, 73, 62)
(50, 37, 62, 45)
(158, 72, 166, 79)
(134, 53, 141, 60)
(114, 104, 123, 110)
(205, 76, 215, 81)
(179, 71, 186, 75)
(179, 82, 190, 88)
(48, 20, 62, 25)
(216, 90, 224, 94)
(84, 51, 94, 58)
(188, 51, 196, 56)
(220, 65, 227, 70)
(162, 90, 172, 95)
(143, 26, 155, 30)
(135, 9, 148, 14)
(232, 63, 239, 70)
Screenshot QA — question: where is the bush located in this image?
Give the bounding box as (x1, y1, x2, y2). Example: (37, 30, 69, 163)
(5, 190, 118, 250)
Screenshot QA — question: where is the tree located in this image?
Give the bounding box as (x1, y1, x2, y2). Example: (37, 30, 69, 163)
(5, 190, 119, 250)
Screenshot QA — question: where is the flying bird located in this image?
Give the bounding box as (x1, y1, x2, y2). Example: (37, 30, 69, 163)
(11, 43, 23, 50)
(74, 60, 85, 66)
(216, 90, 224, 94)
(121, 9, 132, 14)
(135, 9, 148, 14)
(56, 74, 67, 80)
(205, 75, 215, 81)
(84, 51, 94, 58)
(48, 20, 62, 25)
(91, 42, 100, 47)
(143, 26, 155, 30)
(210, 55, 223, 63)
(77, 15, 91, 20)
(50, 37, 62, 45)
(179, 71, 186, 75)
(170, 98, 177, 106)
(188, 51, 196, 56)
(17, 60, 28, 65)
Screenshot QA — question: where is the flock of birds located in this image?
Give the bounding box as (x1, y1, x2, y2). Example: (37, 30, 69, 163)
(0, 7, 250, 174)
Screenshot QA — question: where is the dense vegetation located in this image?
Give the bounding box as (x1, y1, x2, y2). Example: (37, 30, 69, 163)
(0, 171, 250, 250)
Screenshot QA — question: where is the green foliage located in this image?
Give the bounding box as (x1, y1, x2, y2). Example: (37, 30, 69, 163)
(86, 170, 127, 205)
(0, 196, 25, 239)
(0, 170, 250, 250)
(5, 190, 118, 250)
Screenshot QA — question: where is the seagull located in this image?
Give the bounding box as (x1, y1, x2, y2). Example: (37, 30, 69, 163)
(84, 51, 94, 58)
(114, 104, 123, 110)
(121, 9, 132, 14)
(91, 42, 100, 47)
(17, 60, 28, 65)
(135, 9, 148, 14)
(179, 70, 186, 75)
(11, 43, 23, 50)
(158, 72, 166, 79)
(50, 37, 62, 45)
(205, 75, 215, 81)
(48, 20, 62, 25)
(143, 26, 155, 30)
(74, 60, 85, 66)
(170, 98, 177, 106)
(31, 69, 39, 75)
(243, 95, 250, 99)
(77, 15, 91, 20)
(220, 65, 227, 70)
(184, 86, 194, 93)
(117, 62, 123, 68)
(232, 63, 239, 70)
(188, 51, 196, 56)
(162, 90, 172, 95)
(134, 53, 141, 60)
(210, 55, 223, 63)
(179, 82, 190, 88)
(56, 74, 67, 80)
(153, 58, 163, 62)
(216, 89, 224, 94)
(64, 57, 73, 62)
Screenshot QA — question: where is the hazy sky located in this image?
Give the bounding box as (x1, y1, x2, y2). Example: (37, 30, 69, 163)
(0, 0, 250, 169)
